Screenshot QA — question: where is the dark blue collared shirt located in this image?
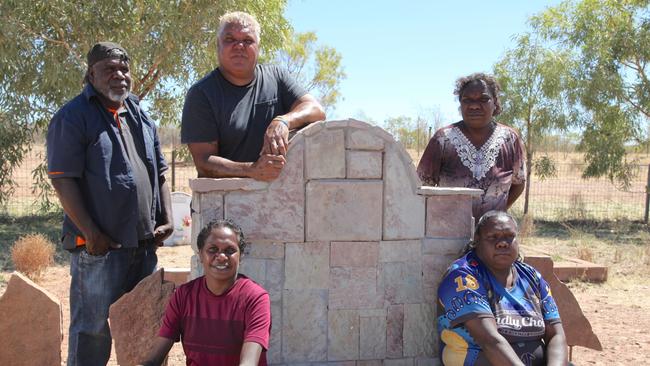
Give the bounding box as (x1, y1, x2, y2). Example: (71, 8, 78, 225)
(47, 84, 168, 249)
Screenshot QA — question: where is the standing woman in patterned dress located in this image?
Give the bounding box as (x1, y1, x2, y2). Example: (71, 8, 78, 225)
(417, 73, 527, 219)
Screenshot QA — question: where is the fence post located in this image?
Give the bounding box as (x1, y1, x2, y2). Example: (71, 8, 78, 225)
(171, 149, 176, 192)
(643, 164, 650, 225)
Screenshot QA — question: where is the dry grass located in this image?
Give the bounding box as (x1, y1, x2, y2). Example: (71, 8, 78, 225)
(11, 233, 55, 281)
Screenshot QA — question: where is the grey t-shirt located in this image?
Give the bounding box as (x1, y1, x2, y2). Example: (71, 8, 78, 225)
(181, 64, 307, 162)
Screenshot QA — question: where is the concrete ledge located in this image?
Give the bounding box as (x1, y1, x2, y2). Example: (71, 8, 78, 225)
(522, 246, 608, 283)
(162, 267, 190, 286)
(417, 186, 483, 196)
(189, 178, 268, 193)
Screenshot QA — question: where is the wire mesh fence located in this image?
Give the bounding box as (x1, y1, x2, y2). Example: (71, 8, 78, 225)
(4, 146, 650, 222)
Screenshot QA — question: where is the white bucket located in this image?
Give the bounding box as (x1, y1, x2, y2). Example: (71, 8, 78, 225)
(163, 192, 192, 246)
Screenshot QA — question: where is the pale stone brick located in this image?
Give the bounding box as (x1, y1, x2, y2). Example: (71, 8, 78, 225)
(239, 258, 266, 284)
(403, 304, 435, 357)
(189, 177, 268, 192)
(415, 357, 440, 366)
(331, 241, 379, 267)
(425, 195, 473, 239)
(247, 242, 285, 259)
(383, 145, 425, 240)
(421, 238, 467, 256)
(384, 359, 414, 366)
(282, 289, 328, 362)
(191, 192, 223, 252)
(225, 140, 305, 242)
(346, 128, 384, 150)
(306, 128, 346, 179)
(285, 242, 329, 289)
(379, 240, 421, 262)
(422, 255, 455, 298)
(357, 361, 384, 366)
(306, 180, 383, 241)
(265, 259, 284, 302)
(330, 267, 383, 309)
(360, 315, 386, 360)
(328, 310, 360, 360)
(379, 262, 423, 304)
(190, 254, 203, 280)
(386, 305, 404, 358)
(347, 151, 383, 179)
(268, 299, 283, 364)
(301, 120, 326, 136)
(326, 119, 350, 128)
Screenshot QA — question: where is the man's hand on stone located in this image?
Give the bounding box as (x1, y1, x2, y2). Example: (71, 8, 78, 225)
(262, 118, 290, 156)
(85, 230, 121, 256)
(250, 154, 286, 181)
(154, 223, 174, 246)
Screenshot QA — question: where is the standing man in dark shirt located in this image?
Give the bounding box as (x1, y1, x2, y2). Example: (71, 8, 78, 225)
(47, 42, 173, 366)
(181, 11, 326, 181)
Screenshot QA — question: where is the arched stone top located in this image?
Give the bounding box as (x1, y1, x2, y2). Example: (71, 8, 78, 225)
(189, 119, 482, 198)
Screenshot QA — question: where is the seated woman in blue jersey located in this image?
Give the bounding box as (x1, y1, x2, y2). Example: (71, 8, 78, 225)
(437, 211, 568, 366)
(139, 219, 271, 366)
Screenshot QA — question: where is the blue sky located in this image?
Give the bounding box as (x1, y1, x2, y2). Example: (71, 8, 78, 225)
(285, 0, 562, 126)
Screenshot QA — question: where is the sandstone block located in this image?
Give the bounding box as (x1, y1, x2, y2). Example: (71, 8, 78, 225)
(403, 303, 435, 357)
(330, 267, 383, 309)
(328, 310, 360, 360)
(0, 272, 62, 366)
(379, 262, 423, 304)
(191, 191, 223, 251)
(306, 128, 346, 179)
(326, 119, 350, 129)
(109, 269, 175, 366)
(383, 145, 425, 240)
(189, 177, 267, 192)
(422, 238, 467, 256)
(225, 140, 305, 242)
(346, 128, 384, 150)
(386, 305, 404, 358)
(265, 259, 284, 301)
(331, 241, 379, 267)
(239, 258, 267, 284)
(360, 315, 386, 360)
(384, 359, 415, 366)
(282, 289, 328, 362)
(306, 180, 382, 241)
(268, 299, 283, 364)
(379, 240, 421, 263)
(285, 242, 329, 289)
(247, 242, 285, 259)
(347, 151, 383, 179)
(425, 195, 473, 239)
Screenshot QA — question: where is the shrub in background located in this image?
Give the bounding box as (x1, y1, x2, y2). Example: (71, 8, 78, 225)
(11, 233, 54, 281)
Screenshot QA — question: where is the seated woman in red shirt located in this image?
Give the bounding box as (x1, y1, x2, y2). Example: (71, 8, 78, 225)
(140, 219, 271, 366)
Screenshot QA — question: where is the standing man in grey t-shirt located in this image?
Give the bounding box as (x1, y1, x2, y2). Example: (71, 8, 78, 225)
(181, 11, 326, 181)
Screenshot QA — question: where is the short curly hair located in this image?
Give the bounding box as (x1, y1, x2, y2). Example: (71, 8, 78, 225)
(196, 219, 248, 254)
(453, 72, 502, 116)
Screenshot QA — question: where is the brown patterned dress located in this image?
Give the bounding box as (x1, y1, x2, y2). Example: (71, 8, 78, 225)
(417, 121, 527, 218)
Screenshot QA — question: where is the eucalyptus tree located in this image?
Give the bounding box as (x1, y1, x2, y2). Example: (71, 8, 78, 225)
(494, 33, 578, 213)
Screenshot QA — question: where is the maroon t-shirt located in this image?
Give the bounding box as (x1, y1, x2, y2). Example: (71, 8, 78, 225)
(159, 275, 271, 366)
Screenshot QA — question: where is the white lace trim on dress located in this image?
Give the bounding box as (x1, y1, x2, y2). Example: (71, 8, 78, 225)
(445, 124, 508, 181)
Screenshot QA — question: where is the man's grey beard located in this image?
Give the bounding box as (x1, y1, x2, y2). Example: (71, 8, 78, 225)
(95, 83, 130, 103)
(106, 88, 129, 103)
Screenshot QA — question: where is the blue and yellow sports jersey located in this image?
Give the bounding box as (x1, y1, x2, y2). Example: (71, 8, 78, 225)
(437, 251, 561, 366)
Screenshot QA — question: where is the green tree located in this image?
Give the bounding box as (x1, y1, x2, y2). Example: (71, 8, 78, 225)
(494, 33, 577, 213)
(273, 30, 346, 113)
(530, 0, 650, 186)
(0, 0, 292, 209)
